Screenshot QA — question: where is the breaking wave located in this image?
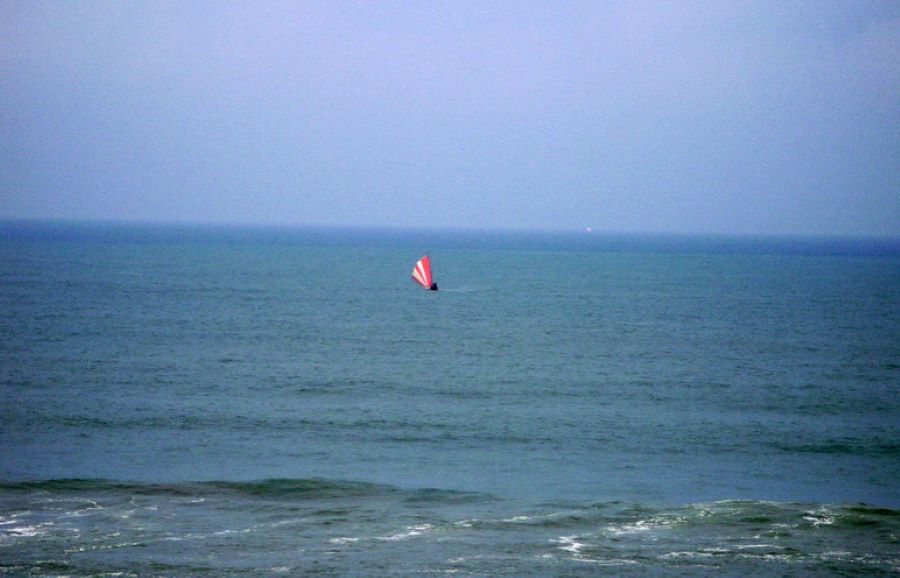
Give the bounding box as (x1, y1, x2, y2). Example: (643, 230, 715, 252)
(2, 480, 897, 576)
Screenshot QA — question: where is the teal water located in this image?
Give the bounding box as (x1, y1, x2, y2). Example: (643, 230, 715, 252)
(1, 222, 898, 575)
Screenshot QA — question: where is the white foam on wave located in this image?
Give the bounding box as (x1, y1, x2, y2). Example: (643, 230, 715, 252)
(3, 525, 45, 538)
(555, 535, 584, 554)
(11, 510, 32, 517)
(664, 545, 799, 564)
(819, 550, 854, 562)
(606, 520, 654, 536)
(328, 536, 360, 545)
(269, 518, 304, 528)
(62, 499, 105, 518)
(328, 523, 438, 546)
(736, 552, 796, 563)
(803, 508, 834, 527)
(445, 557, 473, 564)
(661, 550, 718, 560)
(65, 540, 146, 554)
(554, 537, 641, 567)
(212, 527, 255, 536)
(819, 550, 898, 571)
(377, 523, 433, 541)
(454, 513, 540, 529)
(736, 543, 782, 550)
(582, 559, 640, 566)
(605, 513, 686, 537)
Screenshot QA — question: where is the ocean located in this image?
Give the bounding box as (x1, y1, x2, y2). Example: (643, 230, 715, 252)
(1, 221, 898, 576)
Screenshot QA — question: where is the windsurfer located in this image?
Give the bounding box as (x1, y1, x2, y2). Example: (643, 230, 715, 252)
(412, 255, 438, 291)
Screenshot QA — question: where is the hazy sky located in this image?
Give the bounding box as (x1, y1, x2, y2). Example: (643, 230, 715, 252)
(2, 1, 898, 235)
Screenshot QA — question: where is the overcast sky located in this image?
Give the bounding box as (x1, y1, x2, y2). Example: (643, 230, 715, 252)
(2, 1, 898, 235)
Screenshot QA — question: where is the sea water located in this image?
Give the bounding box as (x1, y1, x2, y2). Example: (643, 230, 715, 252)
(1, 222, 898, 576)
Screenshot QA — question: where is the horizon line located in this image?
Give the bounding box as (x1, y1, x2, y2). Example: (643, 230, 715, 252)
(2, 216, 899, 242)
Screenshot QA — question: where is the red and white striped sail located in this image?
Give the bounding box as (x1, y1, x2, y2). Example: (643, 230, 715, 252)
(411, 255, 433, 288)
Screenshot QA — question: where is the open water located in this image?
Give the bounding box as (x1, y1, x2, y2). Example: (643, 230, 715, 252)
(1, 222, 898, 576)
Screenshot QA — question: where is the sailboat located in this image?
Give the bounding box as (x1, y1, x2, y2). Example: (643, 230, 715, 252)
(411, 255, 438, 291)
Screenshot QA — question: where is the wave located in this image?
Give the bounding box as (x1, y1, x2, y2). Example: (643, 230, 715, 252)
(2, 479, 897, 511)
(452, 498, 900, 536)
(0, 478, 495, 504)
(771, 441, 900, 456)
(2, 479, 896, 537)
(2, 482, 897, 576)
(0, 478, 391, 499)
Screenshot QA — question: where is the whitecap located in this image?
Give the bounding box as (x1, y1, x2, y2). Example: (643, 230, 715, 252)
(555, 538, 643, 567)
(62, 500, 105, 518)
(819, 550, 854, 561)
(661, 551, 717, 560)
(736, 543, 784, 552)
(377, 523, 433, 541)
(64, 541, 145, 554)
(445, 557, 468, 564)
(4, 525, 44, 537)
(212, 527, 254, 536)
(269, 518, 303, 528)
(803, 508, 834, 526)
(554, 535, 584, 554)
(328, 536, 360, 545)
(606, 513, 686, 537)
(737, 552, 795, 563)
(579, 558, 640, 566)
(606, 520, 653, 536)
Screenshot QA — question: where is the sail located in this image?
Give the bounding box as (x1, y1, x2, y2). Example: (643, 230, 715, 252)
(411, 255, 433, 288)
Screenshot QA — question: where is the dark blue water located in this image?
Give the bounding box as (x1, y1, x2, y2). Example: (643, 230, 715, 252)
(1, 222, 898, 575)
